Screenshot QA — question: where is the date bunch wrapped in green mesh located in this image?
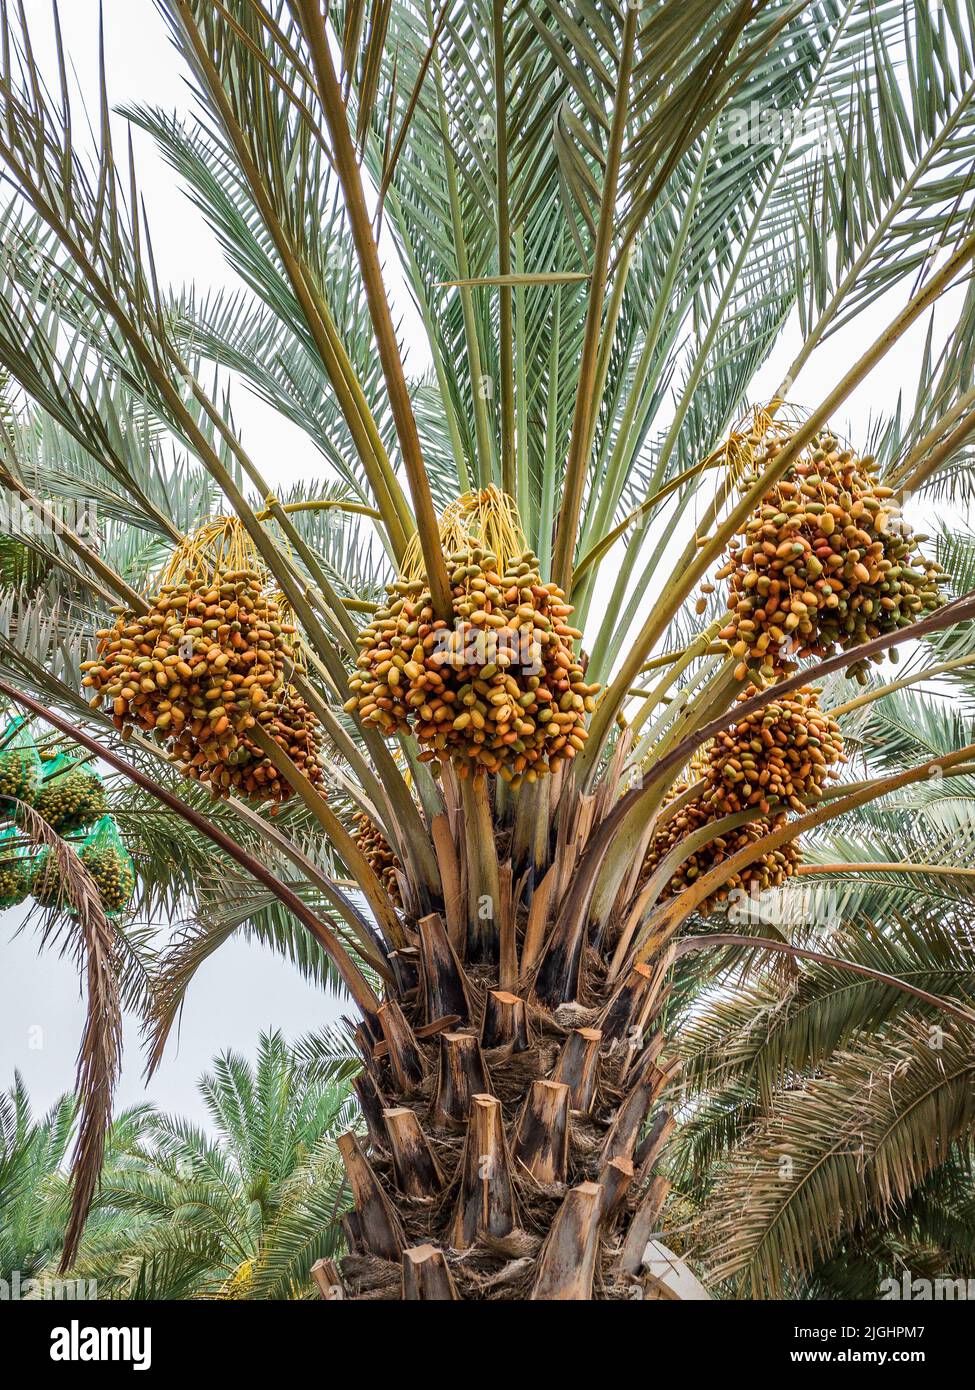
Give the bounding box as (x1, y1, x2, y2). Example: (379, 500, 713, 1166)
(34, 754, 108, 834)
(32, 815, 136, 917)
(0, 717, 42, 809)
(0, 826, 33, 909)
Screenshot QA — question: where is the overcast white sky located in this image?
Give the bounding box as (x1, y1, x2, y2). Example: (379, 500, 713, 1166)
(0, 0, 962, 1126)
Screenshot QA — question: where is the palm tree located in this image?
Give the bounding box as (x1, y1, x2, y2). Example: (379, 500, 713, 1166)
(0, 1076, 77, 1289)
(2, 0, 975, 1299)
(1, 1034, 355, 1299)
(671, 618, 975, 1296)
(69, 1030, 356, 1299)
(0, 1073, 150, 1297)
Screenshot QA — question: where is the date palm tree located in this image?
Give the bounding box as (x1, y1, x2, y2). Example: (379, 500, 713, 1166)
(0, 1073, 150, 1295)
(2, 1033, 355, 1299)
(3, 0, 975, 1298)
(68, 1030, 357, 1299)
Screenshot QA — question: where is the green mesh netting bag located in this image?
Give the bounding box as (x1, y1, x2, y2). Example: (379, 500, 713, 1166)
(30, 836, 83, 909)
(0, 826, 33, 909)
(0, 718, 42, 808)
(34, 755, 108, 834)
(32, 815, 136, 918)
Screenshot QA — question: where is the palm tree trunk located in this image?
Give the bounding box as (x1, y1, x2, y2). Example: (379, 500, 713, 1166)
(331, 766, 680, 1300)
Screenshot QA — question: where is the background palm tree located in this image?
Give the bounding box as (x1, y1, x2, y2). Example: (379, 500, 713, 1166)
(1, 0, 975, 1298)
(0, 1073, 150, 1295)
(2, 1031, 356, 1299)
(71, 1029, 357, 1299)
